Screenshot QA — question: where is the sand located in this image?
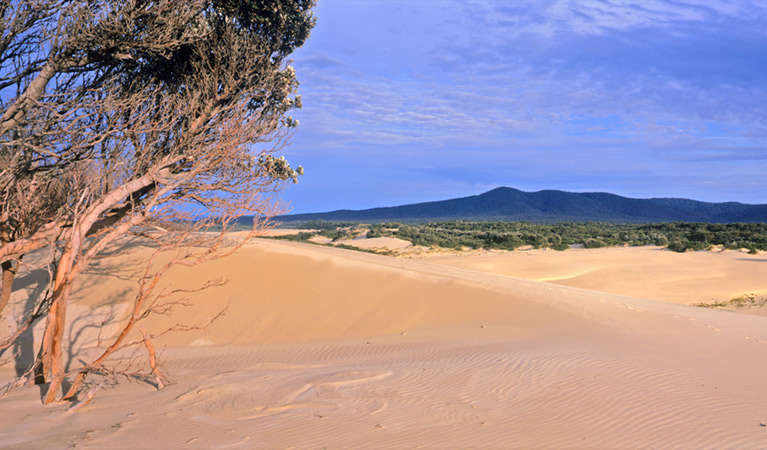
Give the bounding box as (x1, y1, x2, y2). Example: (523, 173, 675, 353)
(427, 245, 767, 308)
(2, 238, 767, 448)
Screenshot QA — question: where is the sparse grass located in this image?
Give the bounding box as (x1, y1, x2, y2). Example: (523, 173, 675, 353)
(267, 232, 316, 242)
(694, 293, 767, 310)
(264, 232, 395, 256)
(332, 243, 386, 255)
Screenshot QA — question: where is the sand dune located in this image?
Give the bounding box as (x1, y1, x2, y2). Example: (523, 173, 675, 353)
(3, 239, 767, 448)
(428, 246, 767, 308)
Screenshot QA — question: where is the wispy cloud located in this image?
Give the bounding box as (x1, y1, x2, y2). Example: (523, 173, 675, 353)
(281, 0, 767, 212)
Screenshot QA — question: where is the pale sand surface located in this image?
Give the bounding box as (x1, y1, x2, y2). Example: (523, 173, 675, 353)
(2, 239, 767, 448)
(427, 246, 767, 308)
(336, 236, 414, 251)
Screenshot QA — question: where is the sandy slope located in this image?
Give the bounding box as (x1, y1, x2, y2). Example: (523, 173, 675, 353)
(2, 239, 767, 448)
(428, 246, 767, 307)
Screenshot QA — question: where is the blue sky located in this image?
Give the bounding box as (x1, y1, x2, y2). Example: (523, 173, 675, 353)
(278, 0, 767, 214)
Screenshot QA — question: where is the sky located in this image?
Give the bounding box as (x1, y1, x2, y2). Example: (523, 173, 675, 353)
(277, 0, 767, 214)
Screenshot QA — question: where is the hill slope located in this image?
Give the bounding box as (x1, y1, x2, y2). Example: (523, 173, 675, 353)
(279, 187, 767, 223)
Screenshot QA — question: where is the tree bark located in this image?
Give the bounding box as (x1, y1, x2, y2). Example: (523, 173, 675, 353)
(0, 218, 68, 266)
(38, 246, 74, 404)
(0, 259, 17, 317)
(0, 61, 58, 136)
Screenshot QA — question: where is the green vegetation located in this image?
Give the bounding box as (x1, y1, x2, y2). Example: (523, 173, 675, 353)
(277, 220, 767, 252)
(694, 293, 767, 310)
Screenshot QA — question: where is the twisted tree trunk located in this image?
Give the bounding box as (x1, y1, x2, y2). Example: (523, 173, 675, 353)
(37, 242, 76, 404)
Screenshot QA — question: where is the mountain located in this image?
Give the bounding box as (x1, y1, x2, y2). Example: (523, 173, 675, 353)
(278, 187, 767, 223)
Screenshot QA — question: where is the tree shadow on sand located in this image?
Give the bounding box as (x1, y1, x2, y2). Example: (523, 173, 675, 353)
(1, 239, 143, 400)
(0, 267, 51, 378)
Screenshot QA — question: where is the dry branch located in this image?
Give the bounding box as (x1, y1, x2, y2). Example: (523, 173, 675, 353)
(66, 382, 104, 413)
(139, 326, 164, 390)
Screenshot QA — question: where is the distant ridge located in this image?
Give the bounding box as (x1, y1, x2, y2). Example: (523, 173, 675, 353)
(278, 187, 767, 223)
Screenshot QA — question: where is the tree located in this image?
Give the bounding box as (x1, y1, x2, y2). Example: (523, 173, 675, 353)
(0, 0, 314, 404)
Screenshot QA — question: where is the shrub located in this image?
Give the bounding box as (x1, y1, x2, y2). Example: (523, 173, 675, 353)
(667, 241, 686, 252)
(584, 238, 607, 248)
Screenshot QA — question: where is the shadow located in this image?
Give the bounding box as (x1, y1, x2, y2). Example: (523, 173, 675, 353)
(736, 258, 767, 263)
(64, 289, 131, 374)
(88, 234, 161, 258)
(0, 268, 51, 378)
(2, 233, 222, 400)
(73, 235, 159, 288)
(36, 382, 50, 403)
(2, 269, 132, 399)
